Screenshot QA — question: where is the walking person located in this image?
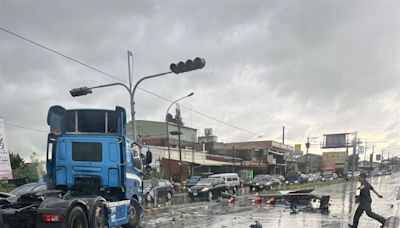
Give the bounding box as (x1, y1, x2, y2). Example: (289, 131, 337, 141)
(349, 172, 386, 228)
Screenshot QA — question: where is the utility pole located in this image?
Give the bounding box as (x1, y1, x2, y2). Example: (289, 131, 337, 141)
(363, 142, 368, 168)
(306, 137, 310, 174)
(282, 126, 285, 144)
(351, 132, 358, 180)
(380, 149, 384, 170)
(165, 92, 194, 181)
(370, 145, 375, 175)
(305, 136, 318, 173)
(232, 146, 235, 172)
(176, 106, 183, 183)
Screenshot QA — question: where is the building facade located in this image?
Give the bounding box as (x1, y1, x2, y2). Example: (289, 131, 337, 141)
(322, 151, 347, 173)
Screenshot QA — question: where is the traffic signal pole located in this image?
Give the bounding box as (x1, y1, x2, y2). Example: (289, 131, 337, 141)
(70, 53, 205, 144)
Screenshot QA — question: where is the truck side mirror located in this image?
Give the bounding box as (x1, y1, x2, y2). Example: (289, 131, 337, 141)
(146, 149, 152, 165)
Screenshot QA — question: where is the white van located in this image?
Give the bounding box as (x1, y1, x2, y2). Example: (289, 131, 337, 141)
(209, 173, 241, 191)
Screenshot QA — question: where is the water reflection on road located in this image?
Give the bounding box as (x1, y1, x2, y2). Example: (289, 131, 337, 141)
(142, 174, 399, 228)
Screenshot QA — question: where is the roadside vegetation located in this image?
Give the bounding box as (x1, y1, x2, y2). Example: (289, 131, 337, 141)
(1, 152, 42, 192)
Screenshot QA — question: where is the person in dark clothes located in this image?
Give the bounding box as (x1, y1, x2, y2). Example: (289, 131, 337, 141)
(349, 172, 386, 228)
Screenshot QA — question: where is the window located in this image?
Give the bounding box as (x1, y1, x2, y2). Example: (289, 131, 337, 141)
(132, 143, 142, 170)
(72, 142, 102, 162)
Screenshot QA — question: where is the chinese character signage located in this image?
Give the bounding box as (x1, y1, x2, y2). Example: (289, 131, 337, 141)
(0, 119, 13, 180)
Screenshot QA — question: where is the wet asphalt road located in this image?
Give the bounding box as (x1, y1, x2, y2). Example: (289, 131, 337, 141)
(141, 173, 400, 228)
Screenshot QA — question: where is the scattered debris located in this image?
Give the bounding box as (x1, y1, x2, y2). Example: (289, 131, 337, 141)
(249, 220, 263, 228)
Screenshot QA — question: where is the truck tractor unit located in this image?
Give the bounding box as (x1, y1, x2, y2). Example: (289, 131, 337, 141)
(0, 105, 150, 228)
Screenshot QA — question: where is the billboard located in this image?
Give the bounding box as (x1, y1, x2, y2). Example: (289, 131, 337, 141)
(323, 133, 347, 148)
(0, 119, 13, 180)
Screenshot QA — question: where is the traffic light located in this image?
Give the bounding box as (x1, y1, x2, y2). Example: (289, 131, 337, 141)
(70, 87, 92, 97)
(170, 57, 206, 74)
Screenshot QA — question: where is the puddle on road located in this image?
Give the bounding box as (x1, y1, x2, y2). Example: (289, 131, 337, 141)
(142, 175, 400, 228)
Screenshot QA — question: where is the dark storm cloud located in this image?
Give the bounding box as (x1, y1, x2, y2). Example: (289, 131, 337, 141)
(0, 0, 399, 159)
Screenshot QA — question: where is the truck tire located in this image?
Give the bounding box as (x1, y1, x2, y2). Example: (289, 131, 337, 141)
(68, 206, 88, 228)
(91, 200, 106, 228)
(122, 198, 140, 228)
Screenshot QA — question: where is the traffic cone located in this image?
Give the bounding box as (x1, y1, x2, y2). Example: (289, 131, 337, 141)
(266, 197, 276, 204)
(253, 193, 262, 204)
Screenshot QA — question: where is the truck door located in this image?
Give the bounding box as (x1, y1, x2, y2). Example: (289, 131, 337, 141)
(123, 140, 143, 200)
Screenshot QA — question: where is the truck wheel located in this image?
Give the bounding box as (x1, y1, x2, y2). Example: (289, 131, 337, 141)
(91, 200, 106, 228)
(122, 198, 140, 228)
(68, 206, 88, 228)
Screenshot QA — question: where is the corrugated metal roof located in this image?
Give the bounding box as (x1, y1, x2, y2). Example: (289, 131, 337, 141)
(146, 145, 233, 166)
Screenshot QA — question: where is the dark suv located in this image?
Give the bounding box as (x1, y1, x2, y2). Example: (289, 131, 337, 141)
(249, 175, 280, 192)
(188, 178, 229, 201)
(186, 176, 202, 189)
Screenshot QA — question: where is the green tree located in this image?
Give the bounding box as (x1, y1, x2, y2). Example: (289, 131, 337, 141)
(13, 165, 38, 181)
(9, 152, 24, 169)
(9, 152, 38, 181)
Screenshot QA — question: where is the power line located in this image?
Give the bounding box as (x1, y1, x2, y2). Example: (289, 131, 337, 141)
(0, 27, 125, 83)
(139, 87, 258, 135)
(0, 120, 47, 133)
(0, 27, 259, 137)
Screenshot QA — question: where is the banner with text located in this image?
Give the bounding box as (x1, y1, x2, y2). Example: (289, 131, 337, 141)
(0, 119, 13, 180)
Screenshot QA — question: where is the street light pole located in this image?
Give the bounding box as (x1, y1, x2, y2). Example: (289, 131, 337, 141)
(165, 92, 194, 181)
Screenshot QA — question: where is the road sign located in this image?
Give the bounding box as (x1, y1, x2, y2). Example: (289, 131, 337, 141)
(358, 146, 364, 155)
(0, 119, 13, 180)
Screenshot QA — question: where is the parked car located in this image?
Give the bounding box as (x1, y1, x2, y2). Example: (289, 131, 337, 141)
(209, 173, 241, 191)
(188, 178, 229, 201)
(371, 169, 384, 177)
(347, 171, 361, 179)
(321, 172, 337, 181)
(272, 174, 285, 182)
(9, 182, 47, 196)
(286, 171, 307, 184)
(143, 179, 174, 202)
(307, 173, 319, 182)
(186, 176, 202, 189)
(249, 175, 280, 192)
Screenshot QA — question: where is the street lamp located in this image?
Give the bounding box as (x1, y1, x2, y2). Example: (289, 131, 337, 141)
(70, 51, 205, 143)
(165, 92, 194, 181)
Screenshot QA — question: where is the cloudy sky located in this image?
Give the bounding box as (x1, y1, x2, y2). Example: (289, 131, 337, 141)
(0, 0, 399, 161)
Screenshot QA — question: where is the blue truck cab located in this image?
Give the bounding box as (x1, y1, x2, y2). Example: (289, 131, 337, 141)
(0, 105, 149, 228)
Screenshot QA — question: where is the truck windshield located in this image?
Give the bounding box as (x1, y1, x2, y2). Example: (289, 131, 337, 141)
(72, 142, 102, 162)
